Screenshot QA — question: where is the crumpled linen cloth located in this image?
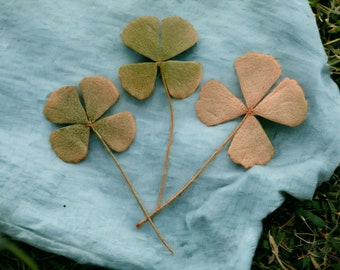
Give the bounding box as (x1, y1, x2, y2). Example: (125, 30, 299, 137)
(0, 1, 339, 269)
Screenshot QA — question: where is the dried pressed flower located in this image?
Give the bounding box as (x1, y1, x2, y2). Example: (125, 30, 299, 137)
(196, 52, 308, 168)
(119, 16, 202, 100)
(136, 52, 308, 227)
(44, 76, 173, 253)
(44, 76, 135, 162)
(119, 16, 202, 208)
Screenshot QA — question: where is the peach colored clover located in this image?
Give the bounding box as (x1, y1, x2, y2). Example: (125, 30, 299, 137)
(196, 52, 308, 168)
(135, 52, 308, 228)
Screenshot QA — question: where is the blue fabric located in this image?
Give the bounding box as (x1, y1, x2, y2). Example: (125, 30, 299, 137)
(0, 1, 339, 269)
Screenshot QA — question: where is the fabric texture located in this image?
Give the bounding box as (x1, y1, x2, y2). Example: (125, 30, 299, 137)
(0, 1, 339, 269)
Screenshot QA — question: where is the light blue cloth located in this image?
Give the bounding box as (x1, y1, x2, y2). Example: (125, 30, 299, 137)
(0, 1, 339, 269)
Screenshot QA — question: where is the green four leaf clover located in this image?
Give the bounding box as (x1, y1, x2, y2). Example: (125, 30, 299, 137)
(119, 16, 202, 100)
(44, 76, 173, 253)
(44, 76, 136, 163)
(119, 16, 203, 208)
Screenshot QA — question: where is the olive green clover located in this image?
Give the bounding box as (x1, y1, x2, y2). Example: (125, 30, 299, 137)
(44, 76, 135, 162)
(119, 16, 202, 100)
(119, 16, 202, 208)
(44, 76, 173, 253)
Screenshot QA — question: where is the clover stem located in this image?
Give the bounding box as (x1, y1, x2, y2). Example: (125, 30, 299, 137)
(91, 127, 174, 254)
(156, 67, 175, 208)
(136, 115, 249, 228)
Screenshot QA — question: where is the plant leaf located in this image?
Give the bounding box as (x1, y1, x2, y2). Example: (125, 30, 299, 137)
(235, 52, 281, 108)
(228, 115, 274, 168)
(94, 112, 136, 152)
(160, 61, 202, 99)
(254, 78, 308, 127)
(79, 76, 120, 122)
(44, 86, 88, 124)
(119, 63, 158, 100)
(121, 16, 159, 61)
(296, 208, 326, 227)
(195, 79, 246, 126)
(49, 124, 90, 163)
(160, 16, 198, 61)
(268, 232, 279, 255)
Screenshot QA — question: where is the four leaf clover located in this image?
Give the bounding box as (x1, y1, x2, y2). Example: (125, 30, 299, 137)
(44, 76, 174, 253)
(44, 76, 136, 162)
(119, 16, 202, 100)
(136, 52, 309, 228)
(196, 52, 308, 168)
(119, 16, 203, 208)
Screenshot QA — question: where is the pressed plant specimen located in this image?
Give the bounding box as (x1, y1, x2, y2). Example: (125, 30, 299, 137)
(44, 76, 173, 253)
(137, 52, 308, 227)
(119, 16, 202, 209)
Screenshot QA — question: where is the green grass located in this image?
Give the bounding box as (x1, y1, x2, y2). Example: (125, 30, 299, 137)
(252, 167, 340, 270)
(1, 0, 339, 269)
(0, 235, 106, 270)
(310, 0, 340, 85)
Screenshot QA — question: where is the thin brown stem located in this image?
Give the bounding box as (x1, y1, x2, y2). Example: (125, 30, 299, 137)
(92, 127, 174, 254)
(136, 115, 248, 228)
(157, 66, 175, 208)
